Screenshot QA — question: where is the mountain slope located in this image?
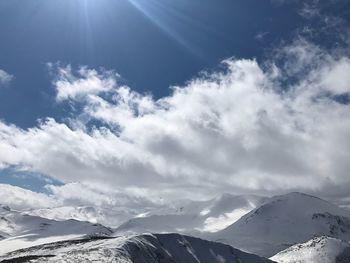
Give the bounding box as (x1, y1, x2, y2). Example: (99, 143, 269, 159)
(0, 205, 112, 255)
(115, 194, 266, 235)
(27, 205, 139, 228)
(270, 236, 350, 263)
(211, 192, 350, 257)
(0, 233, 276, 263)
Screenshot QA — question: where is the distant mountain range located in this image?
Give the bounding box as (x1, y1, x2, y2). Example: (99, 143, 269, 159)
(1, 192, 350, 263)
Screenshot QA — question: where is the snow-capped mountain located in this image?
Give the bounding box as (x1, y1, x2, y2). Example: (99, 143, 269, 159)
(0, 233, 276, 263)
(0, 204, 112, 255)
(2, 192, 349, 262)
(210, 192, 350, 257)
(27, 205, 140, 228)
(115, 193, 266, 235)
(270, 236, 350, 263)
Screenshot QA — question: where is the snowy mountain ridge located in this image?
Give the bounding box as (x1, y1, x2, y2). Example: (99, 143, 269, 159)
(209, 192, 350, 257)
(0, 204, 112, 255)
(115, 193, 267, 235)
(0, 233, 275, 263)
(270, 236, 350, 263)
(27, 205, 139, 229)
(1, 192, 350, 262)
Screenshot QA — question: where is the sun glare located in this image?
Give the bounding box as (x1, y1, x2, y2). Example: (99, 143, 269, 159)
(128, 0, 203, 58)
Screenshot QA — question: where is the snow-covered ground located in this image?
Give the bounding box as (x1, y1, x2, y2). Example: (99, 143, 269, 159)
(0, 204, 112, 255)
(270, 236, 350, 263)
(27, 205, 140, 228)
(115, 193, 266, 235)
(209, 192, 350, 257)
(0, 233, 275, 263)
(1, 192, 350, 262)
(0, 183, 159, 229)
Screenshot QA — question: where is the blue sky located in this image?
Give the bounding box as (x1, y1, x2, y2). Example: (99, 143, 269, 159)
(0, 0, 350, 206)
(0, 0, 304, 128)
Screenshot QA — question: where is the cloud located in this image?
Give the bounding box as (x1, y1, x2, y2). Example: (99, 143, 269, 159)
(0, 70, 13, 87)
(46, 183, 157, 209)
(255, 31, 269, 41)
(299, 0, 320, 19)
(1, 36, 350, 202)
(320, 57, 350, 94)
(0, 184, 58, 210)
(48, 64, 117, 101)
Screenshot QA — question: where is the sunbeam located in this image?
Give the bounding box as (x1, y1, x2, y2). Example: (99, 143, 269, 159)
(128, 0, 204, 59)
(80, 0, 95, 61)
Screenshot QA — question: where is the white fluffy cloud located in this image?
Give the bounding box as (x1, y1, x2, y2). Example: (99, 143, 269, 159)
(0, 69, 13, 87)
(0, 184, 57, 210)
(0, 39, 350, 202)
(49, 64, 117, 101)
(320, 57, 350, 94)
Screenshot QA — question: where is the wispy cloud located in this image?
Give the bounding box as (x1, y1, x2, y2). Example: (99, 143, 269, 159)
(255, 31, 269, 41)
(0, 69, 13, 87)
(48, 63, 117, 101)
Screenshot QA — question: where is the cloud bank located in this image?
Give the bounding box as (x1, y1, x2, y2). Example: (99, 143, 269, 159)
(1, 37, 350, 203)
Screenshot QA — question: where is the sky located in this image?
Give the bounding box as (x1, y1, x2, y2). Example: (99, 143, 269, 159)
(0, 0, 350, 213)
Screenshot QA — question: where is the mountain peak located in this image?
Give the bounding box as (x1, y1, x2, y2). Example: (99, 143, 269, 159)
(212, 192, 350, 257)
(277, 191, 326, 201)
